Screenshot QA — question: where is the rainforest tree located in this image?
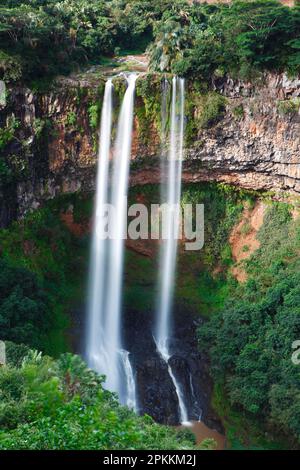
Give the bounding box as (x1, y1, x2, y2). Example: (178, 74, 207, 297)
(0, 259, 50, 348)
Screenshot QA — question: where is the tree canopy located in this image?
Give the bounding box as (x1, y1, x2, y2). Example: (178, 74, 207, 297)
(0, 258, 50, 348)
(0, 1, 299, 83)
(149, 0, 300, 79)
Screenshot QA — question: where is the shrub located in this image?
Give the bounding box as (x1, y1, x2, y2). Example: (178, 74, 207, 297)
(0, 51, 22, 82)
(0, 258, 50, 349)
(232, 104, 244, 120)
(277, 98, 300, 116)
(198, 93, 227, 129)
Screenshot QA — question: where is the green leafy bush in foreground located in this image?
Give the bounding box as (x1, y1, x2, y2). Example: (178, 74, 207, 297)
(0, 344, 199, 450)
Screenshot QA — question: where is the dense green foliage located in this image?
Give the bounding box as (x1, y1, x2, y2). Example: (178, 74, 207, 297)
(0, 259, 50, 348)
(149, 0, 300, 79)
(0, 194, 92, 354)
(0, 0, 186, 83)
(0, 343, 198, 449)
(199, 203, 300, 445)
(1, 1, 299, 83)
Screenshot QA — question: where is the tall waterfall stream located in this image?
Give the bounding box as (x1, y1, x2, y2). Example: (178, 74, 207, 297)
(86, 75, 137, 409)
(155, 77, 189, 424)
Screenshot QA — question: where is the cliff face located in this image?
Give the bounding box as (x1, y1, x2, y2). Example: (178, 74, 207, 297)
(0, 72, 299, 226)
(184, 74, 300, 195)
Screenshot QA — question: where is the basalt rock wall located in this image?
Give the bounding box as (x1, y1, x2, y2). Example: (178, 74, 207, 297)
(0, 72, 299, 227)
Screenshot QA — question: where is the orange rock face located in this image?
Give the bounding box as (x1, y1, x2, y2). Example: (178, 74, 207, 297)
(229, 201, 266, 282)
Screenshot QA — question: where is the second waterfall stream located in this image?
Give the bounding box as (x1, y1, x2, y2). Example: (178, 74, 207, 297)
(155, 77, 189, 424)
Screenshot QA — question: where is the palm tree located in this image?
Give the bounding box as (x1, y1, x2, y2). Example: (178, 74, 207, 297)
(148, 19, 189, 71)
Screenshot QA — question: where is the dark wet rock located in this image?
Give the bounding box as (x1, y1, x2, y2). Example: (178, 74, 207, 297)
(135, 356, 179, 425)
(122, 306, 223, 432)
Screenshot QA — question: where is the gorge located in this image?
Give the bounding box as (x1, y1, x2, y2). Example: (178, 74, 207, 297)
(1, 0, 300, 453)
(1, 63, 300, 449)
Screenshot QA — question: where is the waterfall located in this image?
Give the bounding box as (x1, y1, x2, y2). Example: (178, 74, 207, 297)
(86, 79, 113, 377)
(167, 362, 188, 423)
(155, 77, 189, 424)
(105, 73, 137, 402)
(120, 350, 137, 410)
(189, 372, 203, 421)
(86, 75, 137, 410)
(87, 74, 191, 420)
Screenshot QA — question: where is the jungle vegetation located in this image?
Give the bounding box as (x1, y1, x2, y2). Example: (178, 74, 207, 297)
(0, 1, 300, 83)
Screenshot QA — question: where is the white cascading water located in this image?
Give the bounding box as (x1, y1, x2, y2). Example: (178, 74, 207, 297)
(105, 73, 137, 403)
(120, 350, 137, 410)
(86, 75, 137, 410)
(86, 79, 113, 377)
(155, 77, 189, 424)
